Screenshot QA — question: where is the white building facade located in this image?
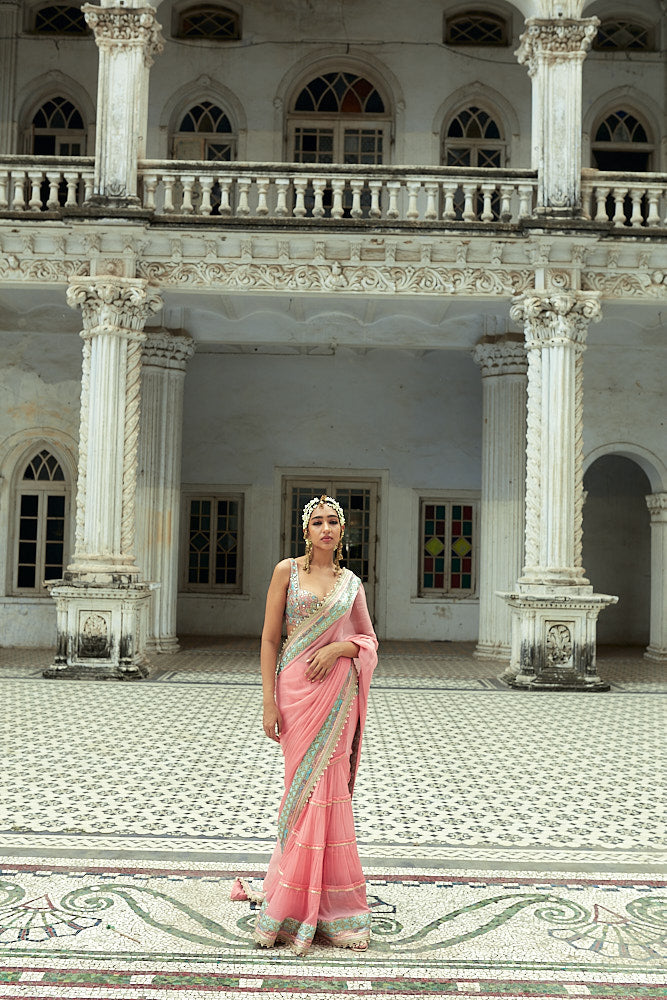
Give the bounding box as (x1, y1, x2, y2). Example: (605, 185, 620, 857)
(0, 0, 665, 686)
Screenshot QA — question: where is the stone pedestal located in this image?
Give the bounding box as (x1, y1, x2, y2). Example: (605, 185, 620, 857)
(45, 583, 151, 680)
(136, 329, 195, 652)
(645, 493, 667, 662)
(0, 1, 20, 154)
(516, 17, 598, 215)
(502, 291, 617, 690)
(472, 334, 527, 661)
(83, 3, 163, 206)
(46, 276, 162, 680)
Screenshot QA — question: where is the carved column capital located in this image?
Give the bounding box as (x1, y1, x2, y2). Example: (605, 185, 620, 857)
(646, 493, 667, 521)
(67, 277, 162, 341)
(142, 328, 195, 372)
(516, 17, 599, 73)
(472, 334, 527, 377)
(83, 4, 164, 65)
(510, 292, 602, 349)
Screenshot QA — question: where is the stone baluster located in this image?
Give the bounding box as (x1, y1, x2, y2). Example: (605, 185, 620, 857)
(46, 277, 162, 680)
(501, 291, 617, 689)
(135, 329, 195, 652)
(472, 335, 527, 661)
(83, 3, 163, 207)
(645, 493, 667, 663)
(516, 16, 598, 216)
(0, 0, 20, 154)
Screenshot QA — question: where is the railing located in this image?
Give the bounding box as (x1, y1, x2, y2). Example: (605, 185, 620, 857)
(0, 156, 94, 211)
(138, 160, 538, 225)
(582, 170, 667, 229)
(1, 158, 665, 231)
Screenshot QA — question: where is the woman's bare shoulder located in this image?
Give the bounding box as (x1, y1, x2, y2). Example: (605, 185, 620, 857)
(271, 558, 293, 582)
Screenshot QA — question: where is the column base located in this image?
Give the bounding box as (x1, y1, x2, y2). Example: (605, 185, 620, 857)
(500, 587, 618, 691)
(473, 641, 510, 662)
(644, 644, 667, 663)
(45, 581, 152, 680)
(145, 635, 180, 654)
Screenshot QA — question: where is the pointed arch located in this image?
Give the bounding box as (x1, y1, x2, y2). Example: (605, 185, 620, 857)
(433, 82, 521, 167)
(17, 72, 94, 154)
(159, 76, 246, 159)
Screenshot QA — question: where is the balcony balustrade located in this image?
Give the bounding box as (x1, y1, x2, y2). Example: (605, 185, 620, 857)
(0, 156, 94, 212)
(137, 161, 539, 226)
(581, 170, 667, 229)
(0, 158, 665, 231)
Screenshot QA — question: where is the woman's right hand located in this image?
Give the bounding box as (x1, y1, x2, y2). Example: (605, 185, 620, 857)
(263, 702, 282, 743)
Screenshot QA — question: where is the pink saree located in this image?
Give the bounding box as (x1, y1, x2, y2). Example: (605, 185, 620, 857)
(254, 565, 377, 955)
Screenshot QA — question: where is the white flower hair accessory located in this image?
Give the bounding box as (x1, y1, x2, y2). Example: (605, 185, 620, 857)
(301, 495, 346, 536)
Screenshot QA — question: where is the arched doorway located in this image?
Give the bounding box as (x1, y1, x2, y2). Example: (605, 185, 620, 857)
(583, 455, 651, 645)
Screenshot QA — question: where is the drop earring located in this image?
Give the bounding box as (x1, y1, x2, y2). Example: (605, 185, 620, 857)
(304, 538, 313, 572)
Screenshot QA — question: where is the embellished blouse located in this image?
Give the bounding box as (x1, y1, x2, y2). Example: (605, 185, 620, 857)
(285, 558, 332, 634)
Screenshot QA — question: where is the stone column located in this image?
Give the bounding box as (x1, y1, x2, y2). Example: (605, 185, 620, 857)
(0, 1, 20, 154)
(472, 334, 527, 661)
(516, 16, 598, 215)
(46, 276, 162, 680)
(83, 3, 163, 207)
(136, 329, 195, 652)
(645, 493, 667, 662)
(501, 291, 617, 690)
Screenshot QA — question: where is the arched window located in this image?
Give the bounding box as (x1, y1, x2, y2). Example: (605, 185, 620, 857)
(443, 105, 505, 168)
(288, 71, 389, 165)
(33, 4, 89, 35)
(442, 105, 506, 219)
(176, 5, 240, 40)
(31, 95, 85, 156)
(592, 109, 653, 171)
(172, 101, 237, 160)
(593, 20, 652, 51)
(445, 10, 509, 46)
(13, 449, 69, 594)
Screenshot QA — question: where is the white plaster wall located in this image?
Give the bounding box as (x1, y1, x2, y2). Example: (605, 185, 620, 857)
(0, 333, 81, 647)
(177, 347, 483, 640)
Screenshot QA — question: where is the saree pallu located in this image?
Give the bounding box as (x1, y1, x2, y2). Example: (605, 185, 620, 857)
(255, 569, 378, 955)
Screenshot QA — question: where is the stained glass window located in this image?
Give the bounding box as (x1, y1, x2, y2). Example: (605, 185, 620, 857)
(420, 500, 476, 596)
(445, 11, 508, 46)
(15, 451, 67, 593)
(184, 495, 242, 591)
(594, 21, 651, 51)
(178, 5, 240, 40)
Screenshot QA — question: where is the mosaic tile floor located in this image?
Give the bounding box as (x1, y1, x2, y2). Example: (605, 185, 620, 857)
(0, 641, 665, 998)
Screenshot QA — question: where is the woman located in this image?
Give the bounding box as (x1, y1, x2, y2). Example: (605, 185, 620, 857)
(235, 495, 377, 955)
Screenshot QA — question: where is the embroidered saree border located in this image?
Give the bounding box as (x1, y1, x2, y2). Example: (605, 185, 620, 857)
(276, 666, 359, 850)
(276, 569, 359, 677)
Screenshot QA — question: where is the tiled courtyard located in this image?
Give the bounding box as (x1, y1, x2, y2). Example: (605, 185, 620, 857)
(0, 640, 665, 999)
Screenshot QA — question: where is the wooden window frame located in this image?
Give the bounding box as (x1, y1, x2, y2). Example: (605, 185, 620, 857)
(12, 451, 70, 597)
(180, 489, 244, 594)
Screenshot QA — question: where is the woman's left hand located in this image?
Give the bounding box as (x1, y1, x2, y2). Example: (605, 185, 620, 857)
(305, 643, 343, 682)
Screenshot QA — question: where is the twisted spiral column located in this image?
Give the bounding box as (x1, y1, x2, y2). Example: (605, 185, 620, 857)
(66, 276, 162, 580)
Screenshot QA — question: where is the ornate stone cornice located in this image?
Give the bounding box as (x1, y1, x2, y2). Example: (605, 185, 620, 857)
(67, 277, 162, 340)
(646, 493, 667, 520)
(136, 260, 534, 296)
(516, 17, 599, 72)
(510, 292, 602, 348)
(142, 328, 195, 371)
(472, 334, 527, 377)
(83, 4, 164, 64)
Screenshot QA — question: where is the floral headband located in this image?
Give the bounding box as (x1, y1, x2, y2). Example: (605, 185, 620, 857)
(302, 495, 346, 535)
